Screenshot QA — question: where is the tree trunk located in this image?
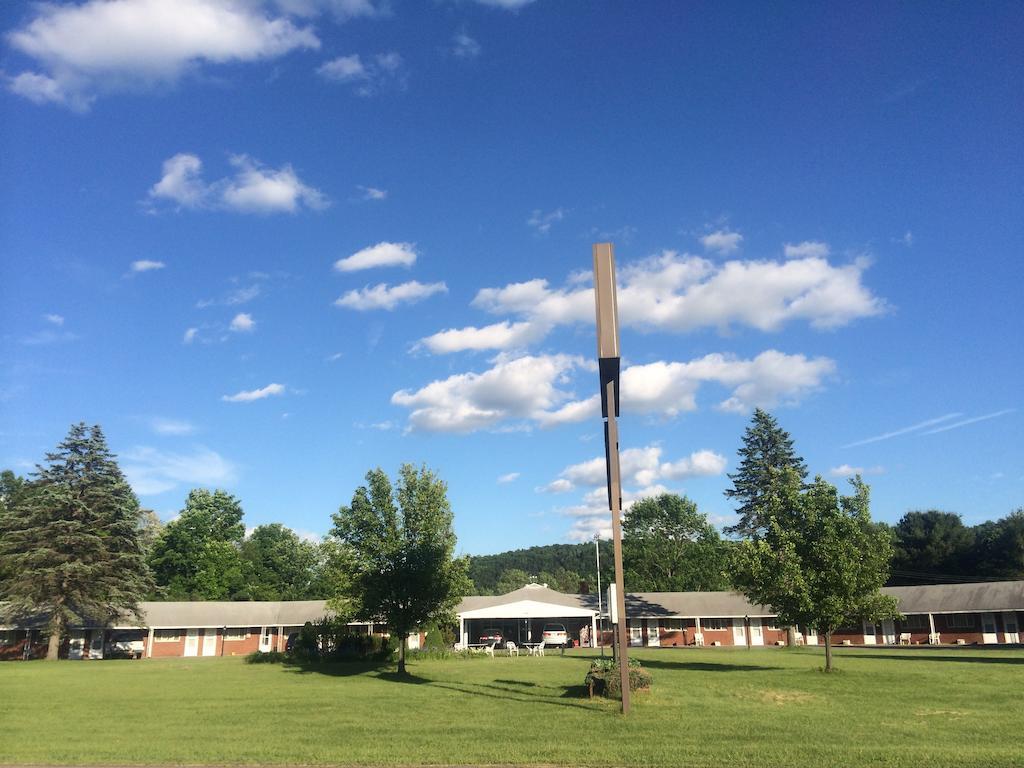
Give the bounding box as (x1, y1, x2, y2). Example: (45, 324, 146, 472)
(786, 626, 796, 647)
(397, 633, 407, 675)
(46, 616, 62, 661)
(824, 631, 833, 672)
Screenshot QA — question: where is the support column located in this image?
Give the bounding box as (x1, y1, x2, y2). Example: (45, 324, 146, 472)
(459, 617, 466, 648)
(928, 613, 939, 644)
(591, 614, 598, 648)
(695, 617, 702, 646)
(146, 626, 154, 658)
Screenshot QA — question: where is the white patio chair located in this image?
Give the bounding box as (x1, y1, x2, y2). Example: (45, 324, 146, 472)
(506, 641, 518, 657)
(693, 632, 705, 647)
(899, 632, 911, 646)
(484, 641, 496, 658)
(529, 640, 545, 657)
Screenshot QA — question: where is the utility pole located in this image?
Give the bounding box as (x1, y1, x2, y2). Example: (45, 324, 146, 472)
(595, 534, 604, 658)
(593, 242, 630, 715)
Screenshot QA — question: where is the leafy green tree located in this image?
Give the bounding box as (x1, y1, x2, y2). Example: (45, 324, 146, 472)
(891, 510, 975, 584)
(971, 509, 1024, 579)
(148, 489, 246, 599)
(312, 538, 357, 605)
(0, 424, 152, 660)
(136, 509, 164, 558)
(0, 469, 27, 513)
(495, 568, 532, 594)
(239, 523, 319, 600)
(467, 540, 613, 594)
(623, 493, 730, 591)
(724, 408, 807, 538)
(537, 567, 583, 593)
(331, 465, 469, 675)
(731, 472, 898, 671)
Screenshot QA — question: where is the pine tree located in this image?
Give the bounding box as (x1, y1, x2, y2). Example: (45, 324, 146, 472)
(0, 424, 153, 660)
(724, 408, 807, 538)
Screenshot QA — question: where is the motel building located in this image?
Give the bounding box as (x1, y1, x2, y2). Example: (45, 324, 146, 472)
(1, 580, 1021, 660)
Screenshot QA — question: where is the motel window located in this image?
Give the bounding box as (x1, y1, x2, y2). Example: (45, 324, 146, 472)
(0, 630, 15, 645)
(662, 619, 684, 631)
(703, 618, 729, 630)
(224, 629, 248, 641)
(764, 619, 779, 630)
(154, 630, 180, 642)
(947, 614, 973, 629)
(904, 614, 927, 630)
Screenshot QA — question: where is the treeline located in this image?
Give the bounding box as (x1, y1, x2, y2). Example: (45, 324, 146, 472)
(467, 542, 614, 595)
(890, 509, 1024, 585)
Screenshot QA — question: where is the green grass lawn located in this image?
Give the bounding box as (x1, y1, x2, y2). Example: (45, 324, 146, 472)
(2, 646, 1022, 767)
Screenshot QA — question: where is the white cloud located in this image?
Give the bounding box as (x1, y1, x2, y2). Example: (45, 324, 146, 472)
(197, 284, 261, 308)
(563, 484, 672, 542)
(417, 320, 542, 354)
(452, 30, 481, 59)
(920, 409, 1016, 435)
(316, 51, 405, 95)
(497, 472, 521, 484)
(150, 417, 196, 436)
(130, 259, 166, 272)
(472, 0, 537, 8)
(527, 208, 564, 235)
(700, 229, 743, 254)
(334, 281, 447, 311)
(270, 0, 387, 21)
(391, 349, 835, 433)
(43, 313, 65, 326)
(148, 153, 327, 213)
(229, 313, 255, 332)
(552, 445, 727, 491)
(390, 353, 584, 433)
(334, 241, 417, 272)
(121, 444, 236, 496)
(828, 464, 885, 477)
(425, 250, 884, 355)
(222, 382, 285, 402)
(358, 185, 387, 200)
(539, 478, 574, 494)
(183, 327, 199, 344)
(842, 413, 962, 448)
(6, 0, 321, 110)
(784, 241, 830, 259)
(221, 154, 328, 212)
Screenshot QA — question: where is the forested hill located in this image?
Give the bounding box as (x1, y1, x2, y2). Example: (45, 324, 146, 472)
(467, 540, 615, 595)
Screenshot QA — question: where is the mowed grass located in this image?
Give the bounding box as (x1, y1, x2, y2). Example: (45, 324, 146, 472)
(2, 647, 1023, 768)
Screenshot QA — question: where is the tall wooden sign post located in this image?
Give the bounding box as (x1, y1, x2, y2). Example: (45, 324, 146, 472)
(593, 242, 630, 715)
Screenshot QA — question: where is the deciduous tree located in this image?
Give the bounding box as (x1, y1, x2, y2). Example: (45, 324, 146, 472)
(331, 465, 469, 675)
(731, 472, 898, 671)
(623, 493, 730, 592)
(240, 523, 319, 601)
(0, 424, 152, 659)
(891, 510, 975, 584)
(148, 489, 246, 599)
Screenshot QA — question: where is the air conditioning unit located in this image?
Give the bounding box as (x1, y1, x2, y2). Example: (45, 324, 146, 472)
(841, 640, 852, 646)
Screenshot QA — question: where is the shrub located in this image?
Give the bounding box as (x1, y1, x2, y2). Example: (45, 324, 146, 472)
(245, 650, 287, 664)
(585, 657, 652, 698)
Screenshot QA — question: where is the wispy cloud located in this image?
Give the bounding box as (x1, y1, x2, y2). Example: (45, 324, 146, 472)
(358, 185, 387, 200)
(183, 327, 199, 344)
(527, 208, 564, 235)
(222, 383, 285, 402)
(334, 241, 416, 272)
(316, 51, 406, 96)
(842, 413, 962, 447)
(452, 29, 482, 59)
(497, 472, 520, 484)
(828, 464, 885, 477)
(130, 259, 166, 273)
(700, 229, 743, 254)
(335, 281, 447, 311)
(121, 444, 237, 496)
(150, 417, 196, 436)
(43, 313, 64, 326)
(229, 312, 256, 332)
(921, 409, 1015, 435)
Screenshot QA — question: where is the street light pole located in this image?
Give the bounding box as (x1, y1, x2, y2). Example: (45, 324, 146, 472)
(593, 242, 630, 715)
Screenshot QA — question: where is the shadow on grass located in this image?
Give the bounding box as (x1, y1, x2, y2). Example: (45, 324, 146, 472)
(282, 659, 393, 678)
(494, 678, 538, 687)
(432, 680, 598, 711)
(640, 658, 782, 673)
(376, 670, 432, 684)
(843, 652, 1024, 665)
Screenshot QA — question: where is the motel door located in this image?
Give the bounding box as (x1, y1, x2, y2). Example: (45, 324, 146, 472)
(981, 613, 998, 645)
(881, 619, 896, 645)
(202, 629, 218, 656)
(259, 627, 274, 653)
(748, 618, 764, 646)
(88, 629, 104, 659)
(184, 628, 200, 657)
(804, 627, 818, 646)
(732, 619, 746, 645)
(863, 622, 878, 645)
(646, 621, 660, 647)
(67, 631, 85, 660)
(628, 620, 643, 647)
(1003, 612, 1020, 644)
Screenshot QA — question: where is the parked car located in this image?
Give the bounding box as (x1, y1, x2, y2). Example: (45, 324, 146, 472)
(541, 623, 569, 648)
(478, 628, 504, 645)
(106, 631, 145, 659)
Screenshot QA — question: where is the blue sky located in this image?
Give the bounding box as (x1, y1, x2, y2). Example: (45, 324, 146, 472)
(2, 0, 1021, 555)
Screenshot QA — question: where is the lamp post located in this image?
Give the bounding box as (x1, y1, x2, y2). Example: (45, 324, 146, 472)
(593, 242, 630, 715)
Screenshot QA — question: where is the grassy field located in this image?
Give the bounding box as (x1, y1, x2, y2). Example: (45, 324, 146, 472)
(2, 646, 1022, 767)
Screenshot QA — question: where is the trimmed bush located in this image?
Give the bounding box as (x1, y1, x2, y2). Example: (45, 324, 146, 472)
(585, 657, 652, 698)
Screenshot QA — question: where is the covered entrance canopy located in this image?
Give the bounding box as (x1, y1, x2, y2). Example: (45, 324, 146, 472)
(456, 584, 599, 648)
